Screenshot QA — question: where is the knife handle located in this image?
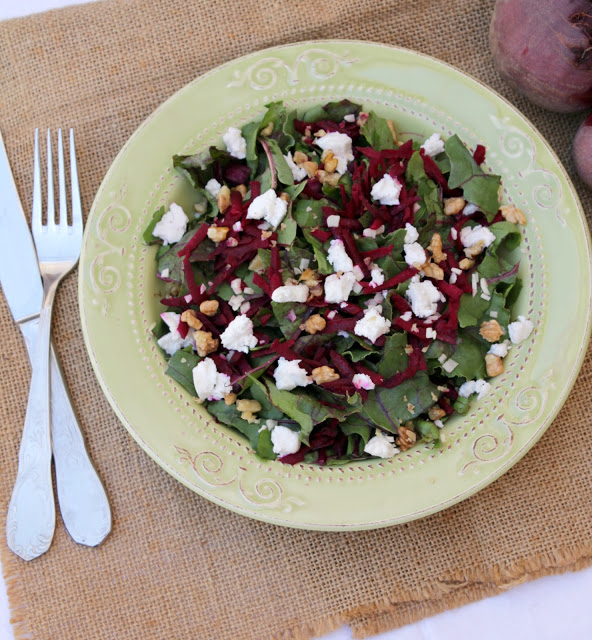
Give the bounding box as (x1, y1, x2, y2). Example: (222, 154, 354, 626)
(7, 307, 55, 561)
(18, 318, 111, 548)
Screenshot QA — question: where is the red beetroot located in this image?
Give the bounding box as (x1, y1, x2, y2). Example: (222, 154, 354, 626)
(489, 0, 592, 113)
(573, 113, 592, 187)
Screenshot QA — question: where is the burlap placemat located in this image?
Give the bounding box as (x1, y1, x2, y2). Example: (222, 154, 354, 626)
(1, 1, 591, 638)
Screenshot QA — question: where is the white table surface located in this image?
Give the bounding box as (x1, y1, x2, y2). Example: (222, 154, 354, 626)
(2, 1, 592, 638)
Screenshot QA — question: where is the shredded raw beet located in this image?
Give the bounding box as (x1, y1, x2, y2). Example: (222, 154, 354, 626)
(177, 223, 208, 258)
(473, 144, 486, 165)
(148, 98, 524, 466)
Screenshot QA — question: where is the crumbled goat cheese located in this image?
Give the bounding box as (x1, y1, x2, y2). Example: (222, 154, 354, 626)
(324, 271, 356, 304)
(284, 151, 308, 181)
(222, 126, 247, 159)
(271, 425, 301, 457)
(315, 132, 354, 173)
(404, 223, 419, 244)
(273, 357, 311, 391)
(363, 225, 385, 238)
(371, 173, 402, 205)
(508, 315, 534, 344)
(480, 278, 490, 296)
(258, 419, 278, 433)
(230, 277, 243, 294)
(271, 283, 309, 303)
(192, 357, 233, 401)
(160, 268, 170, 279)
(369, 266, 385, 289)
(354, 307, 392, 343)
(463, 203, 479, 216)
(247, 188, 288, 228)
(404, 242, 427, 267)
(327, 239, 354, 273)
(472, 272, 479, 297)
(458, 379, 491, 400)
(406, 278, 445, 318)
(343, 114, 356, 122)
(451, 227, 458, 240)
(460, 224, 496, 250)
(434, 419, 444, 428)
(352, 373, 375, 390)
(489, 340, 511, 357)
(229, 294, 244, 311)
(299, 258, 310, 271)
(442, 358, 458, 373)
(421, 133, 445, 157)
(220, 315, 258, 353)
(205, 178, 222, 198)
(156, 311, 193, 355)
(401, 311, 412, 321)
(364, 429, 399, 458)
(232, 221, 242, 232)
(152, 202, 188, 245)
(327, 214, 341, 228)
(327, 310, 337, 320)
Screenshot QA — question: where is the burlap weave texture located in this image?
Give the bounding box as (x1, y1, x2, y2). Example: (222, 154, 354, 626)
(0, 1, 591, 639)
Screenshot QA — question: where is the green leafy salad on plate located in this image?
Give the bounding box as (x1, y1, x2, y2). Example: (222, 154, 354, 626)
(143, 99, 533, 466)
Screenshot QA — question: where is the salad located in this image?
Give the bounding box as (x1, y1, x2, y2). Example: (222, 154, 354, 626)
(144, 99, 533, 465)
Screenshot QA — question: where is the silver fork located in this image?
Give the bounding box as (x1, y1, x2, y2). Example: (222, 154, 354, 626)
(6, 129, 83, 561)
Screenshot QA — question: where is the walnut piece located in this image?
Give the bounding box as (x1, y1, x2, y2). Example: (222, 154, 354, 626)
(236, 398, 262, 424)
(224, 393, 237, 406)
(259, 122, 274, 137)
(485, 353, 504, 377)
(248, 254, 265, 272)
(428, 406, 446, 421)
(199, 300, 219, 317)
(293, 150, 308, 164)
(316, 170, 340, 186)
(299, 268, 321, 288)
(207, 225, 229, 243)
(232, 184, 247, 198)
(479, 319, 504, 343)
(464, 240, 485, 258)
(428, 233, 447, 264)
(216, 185, 231, 214)
(311, 366, 340, 384)
(422, 262, 445, 280)
(193, 330, 219, 357)
(302, 161, 319, 178)
(396, 423, 417, 451)
(444, 197, 465, 216)
(322, 151, 338, 174)
(500, 204, 527, 225)
(180, 309, 203, 331)
(303, 314, 327, 335)
(459, 257, 475, 270)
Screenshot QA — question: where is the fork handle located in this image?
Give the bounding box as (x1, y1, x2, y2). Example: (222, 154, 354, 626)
(18, 318, 112, 547)
(6, 302, 56, 561)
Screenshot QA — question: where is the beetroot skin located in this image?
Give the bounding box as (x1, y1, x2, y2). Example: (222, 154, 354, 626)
(489, 0, 592, 113)
(573, 113, 592, 187)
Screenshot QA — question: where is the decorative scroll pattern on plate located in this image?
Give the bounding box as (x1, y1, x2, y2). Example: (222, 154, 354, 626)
(175, 446, 305, 513)
(227, 48, 358, 90)
(88, 185, 132, 316)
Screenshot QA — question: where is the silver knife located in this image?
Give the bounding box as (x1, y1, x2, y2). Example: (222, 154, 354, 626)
(0, 130, 111, 558)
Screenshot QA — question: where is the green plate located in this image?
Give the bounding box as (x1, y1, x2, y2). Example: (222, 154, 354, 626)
(79, 40, 592, 531)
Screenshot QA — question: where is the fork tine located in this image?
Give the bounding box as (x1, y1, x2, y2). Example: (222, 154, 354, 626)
(32, 129, 42, 235)
(46, 129, 55, 227)
(69, 129, 82, 235)
(57, 128, 68, 228)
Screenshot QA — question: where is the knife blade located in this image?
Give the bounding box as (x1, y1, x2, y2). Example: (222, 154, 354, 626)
(0, 129, 111, 553)
(0, 131, 43, 322)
